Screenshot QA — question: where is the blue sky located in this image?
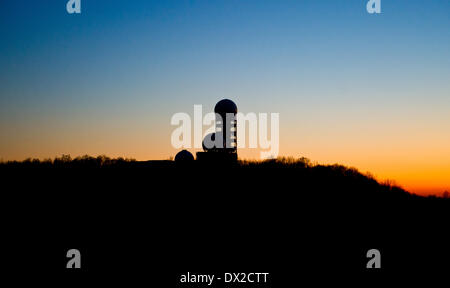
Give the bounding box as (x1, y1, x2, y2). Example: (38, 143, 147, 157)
(0, 0, 449, 193)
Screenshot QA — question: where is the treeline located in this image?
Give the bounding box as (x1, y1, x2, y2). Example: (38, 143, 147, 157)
(1, 154, 448, 199)
(0, 154, 137, 168)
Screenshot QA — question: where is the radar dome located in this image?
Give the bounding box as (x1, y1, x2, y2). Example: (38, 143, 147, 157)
(174, 150, 194, 162)
(202, 132, 224, 152)
(202, 133, 216, 152)
(214, 99, 237, 114)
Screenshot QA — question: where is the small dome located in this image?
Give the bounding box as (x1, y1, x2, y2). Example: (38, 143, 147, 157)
(174, 150, 194, 162)
(202, 133, 216, 152)
(202, 132, 224, 151)
(214, 99, 237, 114)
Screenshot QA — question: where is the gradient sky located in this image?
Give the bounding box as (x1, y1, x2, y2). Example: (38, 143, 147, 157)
(1, 0, 449, 195)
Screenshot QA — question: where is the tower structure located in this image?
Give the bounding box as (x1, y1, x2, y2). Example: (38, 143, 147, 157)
(196, 99, 238, 163)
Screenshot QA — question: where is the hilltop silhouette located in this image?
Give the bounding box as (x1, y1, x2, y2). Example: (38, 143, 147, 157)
(0, 154, 445, 199)
(2, 154, 450, 275)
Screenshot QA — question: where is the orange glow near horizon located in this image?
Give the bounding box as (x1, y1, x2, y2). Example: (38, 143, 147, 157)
(1, 1, 450, 198)
(1, 104, 449, 197)
(3, 144, 448, 197)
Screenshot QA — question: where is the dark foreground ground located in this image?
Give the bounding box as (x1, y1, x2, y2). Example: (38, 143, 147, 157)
(2, 157, 449, 284)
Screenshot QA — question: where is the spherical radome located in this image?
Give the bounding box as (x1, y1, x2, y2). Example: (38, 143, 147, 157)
(174, 150, 194, 162)
(202, 133, 216, 151)
(214, 99, 237, 114)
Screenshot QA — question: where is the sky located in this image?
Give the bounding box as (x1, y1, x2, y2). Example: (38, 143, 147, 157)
(0, 0, 449, 195)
